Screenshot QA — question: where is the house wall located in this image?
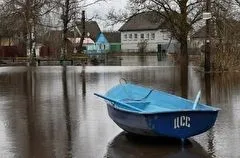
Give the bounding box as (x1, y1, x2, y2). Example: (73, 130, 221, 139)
(109, 43, 121, 53)
(0, 46, 21, 57)
(95, 33, 110, 53)
(190, 38, 205, 48)
(27, 45, 42, 57)
(120, 29, 178, 53)
(83, 44, 97, 54)
(0, 37, 14, 46)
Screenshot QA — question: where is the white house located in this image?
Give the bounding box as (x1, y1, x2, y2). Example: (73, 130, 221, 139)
(119, 12, 178, 53)
(190, 26, 208, 49)
(190, 25, 219, 54)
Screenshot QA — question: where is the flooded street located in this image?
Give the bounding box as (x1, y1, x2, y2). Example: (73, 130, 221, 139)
(0, 56, 240, 158)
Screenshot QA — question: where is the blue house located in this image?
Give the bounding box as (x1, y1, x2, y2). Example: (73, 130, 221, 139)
(95, 33, 110, 53)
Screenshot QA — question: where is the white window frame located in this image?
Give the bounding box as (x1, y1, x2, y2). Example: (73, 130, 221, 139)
(146, 33, 149, 39)
(163, 32, 169, 40)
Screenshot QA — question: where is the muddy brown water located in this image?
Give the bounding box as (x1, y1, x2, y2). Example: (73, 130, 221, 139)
(0, 56, 240, 158)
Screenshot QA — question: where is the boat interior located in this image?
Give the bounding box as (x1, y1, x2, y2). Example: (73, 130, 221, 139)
(106, 84, 219, 113)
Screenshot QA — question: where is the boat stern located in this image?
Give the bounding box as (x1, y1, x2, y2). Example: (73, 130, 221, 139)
(146, 110, 219, 139)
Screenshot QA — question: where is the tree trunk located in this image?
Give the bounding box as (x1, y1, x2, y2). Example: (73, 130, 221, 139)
(180, 38, 188, 67)
(180, 36, 188, 99)
(23, 30, 28, 56)
(179, 1, 189, 98)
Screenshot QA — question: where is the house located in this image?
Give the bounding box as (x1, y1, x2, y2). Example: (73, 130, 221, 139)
(83, 37, 95, 53)
(82, 31, 121, 54)
(81, 31, 121, 54)
(190, 26, 216, 50)
(191, 19, 240, 49)
(119, 12, 178, 53)
(0, 34, 17, 57)
(69, 37, 96, 54)
(41, 30, 65, 57)
(0, 37, 14, 46)
(103, 32, 121, 53)
(74, 21, 101, 42)
(40, 21, 101, 57)
(95, 32, 110, 53)
(68, 21, 102, 54)
(0, 19, 15, 47)
(0, 29, 25, 57)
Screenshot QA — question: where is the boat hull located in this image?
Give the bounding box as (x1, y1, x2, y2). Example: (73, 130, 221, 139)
(107, 104, 219, 139)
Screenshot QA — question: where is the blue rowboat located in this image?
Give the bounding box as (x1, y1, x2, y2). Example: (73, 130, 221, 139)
(94, 83, 220, 139)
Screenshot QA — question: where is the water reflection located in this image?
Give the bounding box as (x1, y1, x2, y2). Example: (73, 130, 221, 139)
(204, 74, 216, 157)
(26, 68, 37, 158)
(180, 64, 188, 98)
(81, 67, 86, 95)
(1, 63, 240, 157)
(62, 66, 72, 157)
(138, 55, 145, 66)
(195, 72, 240, 158)
(105, 132, 212, 158)
(205, 74, 211, 105)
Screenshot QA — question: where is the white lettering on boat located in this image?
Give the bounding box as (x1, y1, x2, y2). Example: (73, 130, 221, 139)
(174, 116, 190, 129)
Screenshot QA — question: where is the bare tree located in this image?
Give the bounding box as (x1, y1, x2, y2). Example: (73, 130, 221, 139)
(235, 0, 240, 5)
(51, 0, 106, 60)
(0, 0, 107, 61)
(0, 0, 53, 61)
(209, 1, 240, 71)
(108, 0, 205, 68)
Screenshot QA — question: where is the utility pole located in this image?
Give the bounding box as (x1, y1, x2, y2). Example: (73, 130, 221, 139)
(62, 0, 70, 60)
(78, 10, 85, 53)
(205, 0, 211, 72)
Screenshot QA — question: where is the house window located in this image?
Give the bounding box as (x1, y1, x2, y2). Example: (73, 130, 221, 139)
(140, 34, 144, 39)
(146, 33, 149, 39)
(124, 34, 127, 41)
(100, 44, 105, 50)
(163, 33, 169, 40)
(151, 33, 155, 40)
(128, 34, 132, 41)
(134, 34, 138, 40)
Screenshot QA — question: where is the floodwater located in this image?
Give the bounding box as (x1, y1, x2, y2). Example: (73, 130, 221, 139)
(0, 56, 240, 158)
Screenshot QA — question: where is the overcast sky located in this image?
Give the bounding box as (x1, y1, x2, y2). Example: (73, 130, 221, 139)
(85, 0, 128, 31)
